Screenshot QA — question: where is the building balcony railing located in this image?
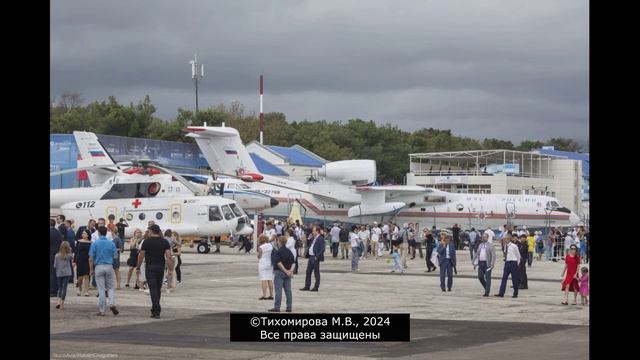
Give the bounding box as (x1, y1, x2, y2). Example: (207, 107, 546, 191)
(409, 170, 554, 179)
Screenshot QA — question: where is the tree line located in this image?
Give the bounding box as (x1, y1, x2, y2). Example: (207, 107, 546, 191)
(50, 93, 586, 184)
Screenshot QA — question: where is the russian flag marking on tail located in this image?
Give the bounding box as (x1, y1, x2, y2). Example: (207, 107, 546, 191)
(90, 150, 105, 157)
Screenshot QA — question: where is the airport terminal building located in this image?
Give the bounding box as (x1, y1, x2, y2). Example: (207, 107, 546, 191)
(406, 149, 588, 222)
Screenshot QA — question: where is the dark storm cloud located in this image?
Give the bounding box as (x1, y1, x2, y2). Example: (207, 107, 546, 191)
(51, 0, 588, 143)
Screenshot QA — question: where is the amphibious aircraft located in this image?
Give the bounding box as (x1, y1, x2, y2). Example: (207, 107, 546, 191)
(184, 125, 581, 229)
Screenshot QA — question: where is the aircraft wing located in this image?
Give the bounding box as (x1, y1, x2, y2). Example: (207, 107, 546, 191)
(160, 165, 350, 203)
(347, 186, 449, 217)
(354, 185, 450, 203)
(347, 186, 408, 217)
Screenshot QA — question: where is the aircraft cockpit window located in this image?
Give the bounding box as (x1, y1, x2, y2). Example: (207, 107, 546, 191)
(545, 201, 560, 210)
(238, 184, 250, 190)
(209, 206, 223, 221)
(221, 205, 234, 220)
(101, 183, 161, 200)
(229, 203, 243, 217)
(227, 184, 236, 190)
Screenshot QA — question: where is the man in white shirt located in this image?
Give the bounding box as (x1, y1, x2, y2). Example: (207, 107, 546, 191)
(483, 228, 495, 243)
(564, 230, 574, 258)
(329, 223, 341, 259)
(349, 226, 361, 271)
(468, 228, 478, 261)
(382, 223, 390, 251)
(91, 218, 114, 242)
(357, 225, 370, 259)
(370, 222, 381, 258)
(275, 221, 284, 236)
(495, 236, 521, 298)
(263, 222, 277, 243)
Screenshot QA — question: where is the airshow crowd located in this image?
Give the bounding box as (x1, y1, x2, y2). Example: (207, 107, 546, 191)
(51, 214, 590, 315)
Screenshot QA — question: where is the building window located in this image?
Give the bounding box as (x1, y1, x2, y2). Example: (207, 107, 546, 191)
(507, 189, 520, 195)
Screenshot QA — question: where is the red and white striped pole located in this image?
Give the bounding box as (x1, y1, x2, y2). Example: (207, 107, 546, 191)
(259, 73, 264, 144)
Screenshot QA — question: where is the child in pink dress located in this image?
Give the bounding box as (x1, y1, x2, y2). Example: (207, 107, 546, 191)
(579, 267, 589, 305)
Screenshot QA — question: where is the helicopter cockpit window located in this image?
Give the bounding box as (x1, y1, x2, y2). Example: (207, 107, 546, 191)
(208, 206, 223, 221)
(229, 203, 243, 217)
(221, 205, 234, 220)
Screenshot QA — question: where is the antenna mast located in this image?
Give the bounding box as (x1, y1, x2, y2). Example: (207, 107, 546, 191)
(190, 54, 204, 115)
(259, 73, 264, 144)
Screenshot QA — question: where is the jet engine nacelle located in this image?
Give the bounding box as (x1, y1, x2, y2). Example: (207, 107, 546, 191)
(348, 202, 405, 217)
(318, 160, 376, 185)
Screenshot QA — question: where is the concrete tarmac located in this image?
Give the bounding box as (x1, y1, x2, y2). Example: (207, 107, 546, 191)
(50, 244, 588, 359)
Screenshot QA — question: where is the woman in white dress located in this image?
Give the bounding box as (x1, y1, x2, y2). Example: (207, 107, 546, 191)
(257, 234, 274, 300)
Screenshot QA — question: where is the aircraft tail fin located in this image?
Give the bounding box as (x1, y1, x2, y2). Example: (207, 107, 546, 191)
(73, 131, 119, 185)
(184, 126, 258, 174)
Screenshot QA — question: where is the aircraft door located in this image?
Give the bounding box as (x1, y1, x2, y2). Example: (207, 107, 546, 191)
(106, 206, 117, 221)
(287, 193, 302, 215)
(170, 204, 182, 224)
(220, 204, 235, 233)
(505, 202, 516, 227)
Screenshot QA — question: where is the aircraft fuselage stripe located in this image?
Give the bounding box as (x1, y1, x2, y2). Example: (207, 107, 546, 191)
(271, 197, 569, 220)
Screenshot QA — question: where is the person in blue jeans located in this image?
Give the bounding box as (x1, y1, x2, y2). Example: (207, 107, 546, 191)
(88, 226, 120, 316)
(269, 236, 295, 312)
(349, 226, 361, 271)
(437, 234, 456, 292)
(54, 241, 74, 309)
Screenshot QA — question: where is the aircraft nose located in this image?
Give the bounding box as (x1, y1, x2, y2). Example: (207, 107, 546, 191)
(270, 198, 279, 208)
(570, 212, 582, 225)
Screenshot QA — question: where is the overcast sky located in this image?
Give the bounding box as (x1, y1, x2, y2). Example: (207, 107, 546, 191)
(51, 0, 588, 144)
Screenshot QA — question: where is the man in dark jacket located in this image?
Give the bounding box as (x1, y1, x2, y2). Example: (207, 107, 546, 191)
(300, 226, 324, 292)
(136, 224, 173, 318)
(452, 224, 461, 250)
(517, 234, 529, 289)
(50, 219, 62, 296)
(437, 234, 457, 292)
(269, 236, 296, 312)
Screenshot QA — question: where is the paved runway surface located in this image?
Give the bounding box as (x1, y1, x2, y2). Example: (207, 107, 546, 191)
(51, 243, 589, 359)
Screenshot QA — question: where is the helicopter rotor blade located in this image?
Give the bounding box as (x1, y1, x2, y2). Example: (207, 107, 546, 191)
(50, 164, 119, 177)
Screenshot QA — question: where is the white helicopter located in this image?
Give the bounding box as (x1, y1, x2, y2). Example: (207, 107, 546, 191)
(184, 125, 582, 229)
(49, 131, 278, 214)
(50, 162, 254, 246)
